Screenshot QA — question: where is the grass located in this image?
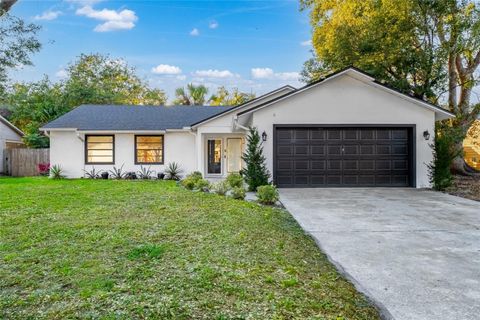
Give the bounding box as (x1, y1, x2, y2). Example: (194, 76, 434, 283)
(0, 177, 380, 319)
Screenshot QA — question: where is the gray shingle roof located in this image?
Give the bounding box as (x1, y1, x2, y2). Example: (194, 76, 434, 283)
(41, 105, 234, 131)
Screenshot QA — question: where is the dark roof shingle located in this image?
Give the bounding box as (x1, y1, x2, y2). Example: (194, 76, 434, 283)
(41, 105, 234, 131)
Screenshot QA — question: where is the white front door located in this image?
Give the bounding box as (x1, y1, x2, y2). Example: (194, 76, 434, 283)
(226, 138, 243, 173)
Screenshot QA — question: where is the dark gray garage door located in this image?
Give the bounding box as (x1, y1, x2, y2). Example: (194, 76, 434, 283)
(274, 126, 414, 188)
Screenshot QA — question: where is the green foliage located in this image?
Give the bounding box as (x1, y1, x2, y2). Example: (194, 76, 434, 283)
(230, 186, 246, 200)
(109, 165, 126, 180)
(165, 162, 183, 180)
(49, 165, 65, 180)
(194, 179, 210, 192)
(256, 185, 279, 205)
(226, 172, 243, 188)
(212, 180, 230, 196)
(240, 127, 271, 191)
(0, 12, 41, 92)
(83, 167, 102, 179)
(181, 171, 203, 190)
(173, 83, 208, 105)
(428, 126, 463, 190)
(137, 166, 154, 180)
(5, 53, 167, 148)
(209, 86, 255, 106)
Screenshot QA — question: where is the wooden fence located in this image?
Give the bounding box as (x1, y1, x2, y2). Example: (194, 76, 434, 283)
(3, 148, 49, 177)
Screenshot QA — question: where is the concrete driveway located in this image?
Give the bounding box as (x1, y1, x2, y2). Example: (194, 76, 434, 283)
(279, 188, 480, 320)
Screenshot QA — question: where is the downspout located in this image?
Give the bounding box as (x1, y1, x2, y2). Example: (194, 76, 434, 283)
(233, 116, 249, 131)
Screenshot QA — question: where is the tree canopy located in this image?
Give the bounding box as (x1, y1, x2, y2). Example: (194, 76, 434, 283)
(173, 84, 209, 105)
(209, 86, 255, 106)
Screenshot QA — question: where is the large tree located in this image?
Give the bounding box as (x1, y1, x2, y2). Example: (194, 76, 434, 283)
(63, 53, 166, 106)
(7, 53, 167, 147)
(209, 86, 255, 106)
(0, 9, 41, 94)
(173, 84, 208, 105)
(301, 0, 480, 172)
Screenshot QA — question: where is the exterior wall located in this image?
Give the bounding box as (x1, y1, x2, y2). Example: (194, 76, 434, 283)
(1, 122, 23, 173)
(250, 75, 436, 188)
(50, 131, 196, 178)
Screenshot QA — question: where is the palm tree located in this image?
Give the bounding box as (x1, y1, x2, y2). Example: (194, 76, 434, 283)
(173, 84, 208, 105)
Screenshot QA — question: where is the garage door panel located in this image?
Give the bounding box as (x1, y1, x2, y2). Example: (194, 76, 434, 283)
(275, 127, 412, 188)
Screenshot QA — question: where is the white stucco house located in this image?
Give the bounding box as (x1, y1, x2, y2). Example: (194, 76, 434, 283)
(1, 115, 24, 174)
(41, 67, 454, 188)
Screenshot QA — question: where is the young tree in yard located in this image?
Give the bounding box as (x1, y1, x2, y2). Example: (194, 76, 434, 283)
(209, 86, 255, 106)
(240, 127, 270, 191)
(173, 83, 209, 105)
(301, 0, 480, 173)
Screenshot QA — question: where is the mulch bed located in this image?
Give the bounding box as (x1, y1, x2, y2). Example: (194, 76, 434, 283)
(446, 175, 480, 202)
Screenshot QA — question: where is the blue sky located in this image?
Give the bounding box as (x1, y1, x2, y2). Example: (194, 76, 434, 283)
(9, 0, 313, 102)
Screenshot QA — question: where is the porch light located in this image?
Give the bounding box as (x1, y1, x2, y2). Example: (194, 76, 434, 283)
(423, 130, 430, 141)
(262, 131, 267, 142)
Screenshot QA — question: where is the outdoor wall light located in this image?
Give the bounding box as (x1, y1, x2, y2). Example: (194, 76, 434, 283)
(423, 130, 431, 141)
(262, 131, 268, 142)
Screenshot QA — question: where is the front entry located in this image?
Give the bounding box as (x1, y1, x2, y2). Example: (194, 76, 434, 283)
(206, 136, 244, 176)
(274, 126, 414, 188)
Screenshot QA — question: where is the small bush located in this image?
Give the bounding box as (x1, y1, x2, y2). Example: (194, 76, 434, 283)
(83, 167, 101, 179)
(194, 179, 210, 192)
(137, 166, 154, 179)
(38, 163, 50, 176)
(181, 171, 203, 190)
(165, 162, 183, 180)
(189, 171, 203, 180)
(109, 165, 126, 179)
(50, 165, 65, 179)
(226, 173, 243, 188)
(212, 180, 230, 196)
(231, 186, 246, 200)
(257, 185, 279, 205)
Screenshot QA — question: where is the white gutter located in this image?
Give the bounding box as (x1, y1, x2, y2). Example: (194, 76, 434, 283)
(233, 116, 249, 131)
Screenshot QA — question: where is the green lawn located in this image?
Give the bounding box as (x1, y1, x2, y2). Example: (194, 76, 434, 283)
(0, 178, 379, 319)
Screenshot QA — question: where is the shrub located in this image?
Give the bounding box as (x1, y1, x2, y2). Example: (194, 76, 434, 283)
(241, 127, 271, 191)
(109, 165, 126, 179)
(38, 163, 50, 176)
(49, 165, 65, 179)
(181, 171, 203, 190)
(137, 166, 154, 179)
(231, 186, 246, 200)
(189, 171, 203, 180)
(428, 126, 462, 190)
(226, 172, 243, 188)
(194, 179, 210, 192)
(257, 185, 279, 205)
(212, 180, 230, 196)
(165, 162, 183, 180)
(83, 167, 101, 179)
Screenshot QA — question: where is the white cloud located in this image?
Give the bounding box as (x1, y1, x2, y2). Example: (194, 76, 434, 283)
(251, 67, 299, 81)
(176, 75, 187, 81)
(190, 28, 199, 36)
(209, 20, 219, 29)
(76, 5, 138, 32)
(34, 10, 62, 21)
(193, 69, 238, 78)
(55, 69, 68, 79)
(151, 64, 182, 75)
(301, 39, 312, 46)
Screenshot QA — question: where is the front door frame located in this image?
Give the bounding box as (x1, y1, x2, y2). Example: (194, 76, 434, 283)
(204, 134, 245, 178)
(272, 124, 417, 188)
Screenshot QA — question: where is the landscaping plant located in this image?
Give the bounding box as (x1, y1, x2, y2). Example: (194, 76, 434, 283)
(37, 163, 50, 176)
(83, 167, 101, 179)
(49, 165, 65, 179)
(257, 185, 279, 205)
(181, 171, 203, 190)
(226, 172, 243, 188)
(109, 165, 127, 179)
(137, 166, 154, 180)
(194, 179, 210, 192)
(240, 127, 271, 191)
(212, 180, 230, 196)
(428, 125, 463, 190)
(165, 162, 183, 180)
(231, 186, 246, 200)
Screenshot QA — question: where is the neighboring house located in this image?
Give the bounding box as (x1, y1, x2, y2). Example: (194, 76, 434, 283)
(41, 67, 454, 188)
(464, 117, 480, 171)
(0, 115, 24, 174)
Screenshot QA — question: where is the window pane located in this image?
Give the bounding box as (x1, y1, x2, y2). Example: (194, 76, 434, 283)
(136, 136, 163, 163)
(86, 136, 114, 163)
(207, 139, 222, 174)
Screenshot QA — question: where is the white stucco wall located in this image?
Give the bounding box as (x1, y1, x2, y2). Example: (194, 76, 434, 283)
(1, 121, 23, 173)
(250, 75, 436, 188)
(50, 131, 196, 178)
